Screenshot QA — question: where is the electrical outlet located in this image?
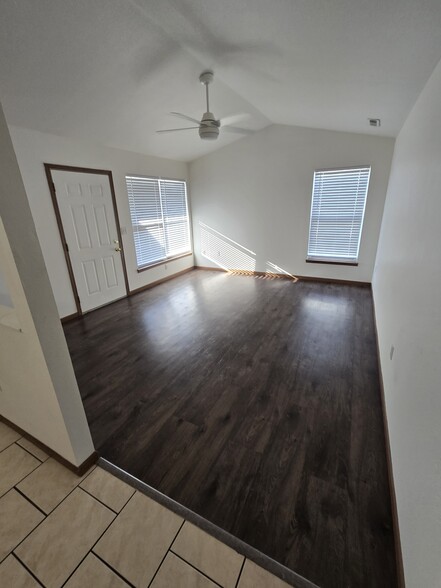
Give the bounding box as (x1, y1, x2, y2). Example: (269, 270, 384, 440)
(390, 345, 395, 360)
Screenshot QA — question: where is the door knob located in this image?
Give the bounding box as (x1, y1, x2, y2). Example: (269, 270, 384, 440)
(115, 246, 122, 252)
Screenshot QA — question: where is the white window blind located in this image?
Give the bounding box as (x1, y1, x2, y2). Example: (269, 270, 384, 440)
(126, 176, 191, 269)
(307, 166, 371, 263)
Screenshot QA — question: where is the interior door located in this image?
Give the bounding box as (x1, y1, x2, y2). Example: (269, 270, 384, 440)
(52, 169, 127, 313)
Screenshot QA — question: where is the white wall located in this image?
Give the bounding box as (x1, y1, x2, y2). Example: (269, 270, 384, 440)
(0, 104, 94, 466)
(9, 127, 192, 318)
(190, 124, 394, 282)
(372, 58, 441, 588)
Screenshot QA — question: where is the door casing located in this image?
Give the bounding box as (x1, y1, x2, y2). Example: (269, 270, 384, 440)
(44, 163, 130, 317)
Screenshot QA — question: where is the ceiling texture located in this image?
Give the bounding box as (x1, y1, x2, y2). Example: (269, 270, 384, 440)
(1, 0, 441, 161)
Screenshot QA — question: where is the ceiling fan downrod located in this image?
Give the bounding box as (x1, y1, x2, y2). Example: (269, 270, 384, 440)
(198, 70, 219, 140)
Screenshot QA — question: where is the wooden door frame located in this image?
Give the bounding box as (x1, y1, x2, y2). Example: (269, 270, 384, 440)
(44, 163, 130, 317)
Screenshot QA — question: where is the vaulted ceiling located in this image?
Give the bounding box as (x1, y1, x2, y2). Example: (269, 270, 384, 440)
(1, 0, 441, 162)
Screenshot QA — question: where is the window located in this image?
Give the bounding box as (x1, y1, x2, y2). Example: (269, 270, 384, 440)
(307, 166, 371, 264)
(126, 176, 191, 270)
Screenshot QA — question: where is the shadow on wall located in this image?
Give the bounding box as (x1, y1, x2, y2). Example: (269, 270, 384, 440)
(0, 268, 13, 308)
(199, 222, 298, 281)
(0, 217, 21, 331)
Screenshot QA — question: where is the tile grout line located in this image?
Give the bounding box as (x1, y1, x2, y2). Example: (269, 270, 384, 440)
(5, 443, 50, 492)
(11, 552, 45, 587)
(91, 551, 137, 588)
(13, 486, 48, 517)
(0, 483, 48, 566)
(15, 440, 45, 463)
(10, 467, 100, 572)
(83, 490, 144, 587)
(14, 460, 97, 519)
(147, 519, 185, 588)
(58, 488, 119, 587)
(0, 442, 42, 500)
(78, 485, 121, 515)
(4, 463, 56, 563)
(115, 485, 137, 513)
(234, 556, 246, 588)
(169, 518, 185, 552)
(8, 446, 43, 488)
(78, 467, 137, 516)
(168, 518, 245, 587)
(0, 436, 23, 455)
(169, 549, 225, 588)
(10, 506, 49, 557)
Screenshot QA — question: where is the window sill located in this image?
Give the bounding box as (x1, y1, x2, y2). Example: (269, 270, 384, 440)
(306, 258, 358, 267)
(137, 252, 193, 273)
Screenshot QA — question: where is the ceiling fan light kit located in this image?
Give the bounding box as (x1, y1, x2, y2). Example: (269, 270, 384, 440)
(199, 111, 220, 140)
(157, 70, 252, 140)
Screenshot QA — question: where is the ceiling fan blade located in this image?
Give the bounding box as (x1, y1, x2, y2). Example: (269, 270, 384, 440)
(156, 127, 199, 134)
(220, 113, 251, 127)
(222, 126, 254, 135)
(170, 112, 202, 125)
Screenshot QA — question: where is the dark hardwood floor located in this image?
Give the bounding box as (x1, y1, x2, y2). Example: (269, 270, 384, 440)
(63, 269, 397, 588)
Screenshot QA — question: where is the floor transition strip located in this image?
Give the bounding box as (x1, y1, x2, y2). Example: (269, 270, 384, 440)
(99, 458, 320, 588)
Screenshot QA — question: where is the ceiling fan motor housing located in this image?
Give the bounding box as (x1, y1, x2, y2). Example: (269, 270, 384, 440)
(199, 112, 220, 140)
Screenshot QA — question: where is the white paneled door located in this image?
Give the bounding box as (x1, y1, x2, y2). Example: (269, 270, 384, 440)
(52, 169, 127, 313)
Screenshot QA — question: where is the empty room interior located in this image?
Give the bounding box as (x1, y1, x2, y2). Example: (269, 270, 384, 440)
(0, 1, 441, 587)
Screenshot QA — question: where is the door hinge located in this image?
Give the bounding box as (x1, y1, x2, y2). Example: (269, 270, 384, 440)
(64, 242, 69, 253)
(52, 181, 56, 193)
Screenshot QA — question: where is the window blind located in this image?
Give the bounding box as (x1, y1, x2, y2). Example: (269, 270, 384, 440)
(126, 176, 191, 269)
(307, 166, 371, 263)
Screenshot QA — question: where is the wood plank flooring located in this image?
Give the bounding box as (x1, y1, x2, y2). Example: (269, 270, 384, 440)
(63, 269, 397, 588)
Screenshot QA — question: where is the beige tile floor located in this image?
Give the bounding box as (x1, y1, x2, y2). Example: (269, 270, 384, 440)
(0, 421, 292, 588)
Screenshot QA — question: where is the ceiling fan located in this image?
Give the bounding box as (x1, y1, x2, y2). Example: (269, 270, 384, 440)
(156, 70, 253, 140)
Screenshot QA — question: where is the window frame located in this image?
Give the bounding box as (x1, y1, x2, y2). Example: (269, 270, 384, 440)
(306, 165, 371, 266)
(125, 174, 192, 272)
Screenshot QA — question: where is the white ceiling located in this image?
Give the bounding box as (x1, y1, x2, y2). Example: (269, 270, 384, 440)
(1, 0, 441, 162)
